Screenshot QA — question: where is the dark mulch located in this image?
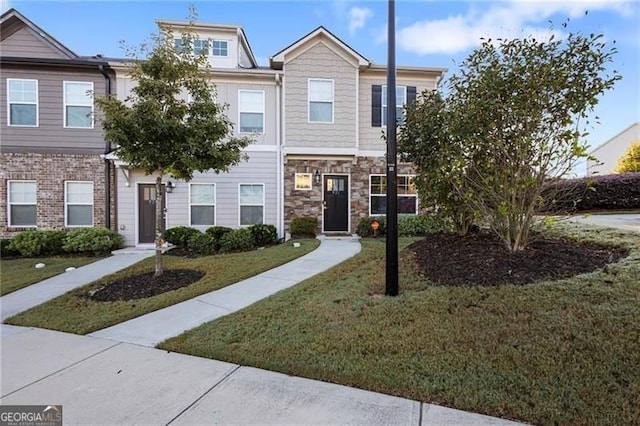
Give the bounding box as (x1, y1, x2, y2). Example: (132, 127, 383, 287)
(409, 231, 629, 286)
(88, 269, 205, 301)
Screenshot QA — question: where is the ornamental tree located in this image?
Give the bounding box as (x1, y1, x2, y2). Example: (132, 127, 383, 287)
(616, 141, 640, 173)
(400, 31, 620, 251)
(96, 20, 251, 276)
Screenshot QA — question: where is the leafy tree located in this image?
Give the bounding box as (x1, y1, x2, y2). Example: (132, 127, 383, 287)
(400, 31, 620, 251)
(616, 141, 640, 173)
(96, 18, 251, 276)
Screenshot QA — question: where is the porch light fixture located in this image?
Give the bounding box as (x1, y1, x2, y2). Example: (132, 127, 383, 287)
(314, 170, 320, 184)
(166, 181, 175, 193)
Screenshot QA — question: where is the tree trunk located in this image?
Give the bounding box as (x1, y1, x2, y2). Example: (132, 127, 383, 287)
(154, 174, 164, 277)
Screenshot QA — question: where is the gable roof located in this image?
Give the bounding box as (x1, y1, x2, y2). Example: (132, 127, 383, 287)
(270, 26, 370, 70)
(0, 8, 78, 59)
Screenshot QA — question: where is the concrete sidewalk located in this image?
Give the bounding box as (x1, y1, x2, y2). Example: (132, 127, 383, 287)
(1, 325, 523, 425)
(1, 251, 154, 321)
(567, 213, 640, 233)
(89, 237, 362, 347)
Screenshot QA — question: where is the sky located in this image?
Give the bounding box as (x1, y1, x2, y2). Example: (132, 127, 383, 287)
(3, 0, 639, 161)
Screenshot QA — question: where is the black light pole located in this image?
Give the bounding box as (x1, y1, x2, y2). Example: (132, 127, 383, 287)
(385, 0, 399, 296)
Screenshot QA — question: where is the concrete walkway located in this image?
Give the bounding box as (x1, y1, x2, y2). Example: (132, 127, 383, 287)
(89, 237, 362, 346)
(1, 325, 522, 425)
(1, 251, 154, 321)
(567, 213, 640, 233)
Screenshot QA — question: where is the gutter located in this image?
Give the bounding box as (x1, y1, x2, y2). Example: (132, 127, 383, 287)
(98, 64, 113, 230)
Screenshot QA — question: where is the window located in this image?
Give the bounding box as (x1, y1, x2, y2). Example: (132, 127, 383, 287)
(382, 85, 407, 127)
(239, 90, 264, 133)
(294, 173, 312, 191)
(175, 38, 185, 53)
(212, 40, 228, 56)
(308, 79, 333, 123)
(239, 184, 264, 225)
(190, 183, 215, 226)
(65, 181, 93, 227)
(369, 175, 417, 215)
(8, 181, 37, 227)
(64, 82, 93, 128)
(193, 39, 209, 55)
(7, 79, 38, 126)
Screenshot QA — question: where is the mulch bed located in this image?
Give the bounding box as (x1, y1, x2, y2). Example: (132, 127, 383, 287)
(409, 231, 629, 286)
(88, 269, 205, 301)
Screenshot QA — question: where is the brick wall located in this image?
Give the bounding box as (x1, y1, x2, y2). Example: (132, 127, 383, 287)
(0, 153, 115, 238)
(284, 156, 416, 234)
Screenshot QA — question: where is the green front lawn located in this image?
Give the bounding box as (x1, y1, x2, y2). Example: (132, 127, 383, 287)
(160, 224, 640, 425)
(5, 240, 319, 334)
(1, 257, 98, 296)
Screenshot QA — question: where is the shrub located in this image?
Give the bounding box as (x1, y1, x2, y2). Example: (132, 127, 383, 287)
(205, 226, 233, 242)
(616, 141, 640, 173)
(9, 229, 67, 257)
(290, 217, 318, 238)
(398, 215, 447, 236)
(1, 239, 19, 258)
(163, 226, 201, 248)
(356, 216, 386, 238)
(219, 228, 255, 253)
(249, 224, 278, 247)
(187, 233, 217, 255)
(543, 172, 640, 212)
(62, 228, 123, 255)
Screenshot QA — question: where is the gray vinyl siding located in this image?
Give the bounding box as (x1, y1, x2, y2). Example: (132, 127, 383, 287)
(117, 151, 278, 246)
(0, 66, 107, 154)
(284, 42, 357, 149)
(0, 26, 67, 59)
(358, 76, 437, 152)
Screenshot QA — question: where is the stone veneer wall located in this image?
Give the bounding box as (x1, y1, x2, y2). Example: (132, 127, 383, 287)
(284, 156, 416, 234)
(0, 153, 115, 238)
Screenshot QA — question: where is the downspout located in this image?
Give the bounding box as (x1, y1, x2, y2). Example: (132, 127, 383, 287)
(275, 73, 284, 239)
(98, 64, 112, 230)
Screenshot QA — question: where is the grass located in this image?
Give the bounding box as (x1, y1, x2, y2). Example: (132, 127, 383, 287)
(160, 224, 640, 425)
(5, 239, 319, 334)
(1, 256, 98, 296)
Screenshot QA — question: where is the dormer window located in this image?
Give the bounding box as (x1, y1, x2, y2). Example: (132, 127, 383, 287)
(212, 40, 228, 57)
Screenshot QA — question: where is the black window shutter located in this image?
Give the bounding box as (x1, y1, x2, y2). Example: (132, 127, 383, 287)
(371, 85, 382, 127)
(407, 86, 417, 105)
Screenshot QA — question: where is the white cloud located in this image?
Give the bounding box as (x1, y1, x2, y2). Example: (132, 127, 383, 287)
(348, 6, 373, 35)
(396, 0, 633, 55)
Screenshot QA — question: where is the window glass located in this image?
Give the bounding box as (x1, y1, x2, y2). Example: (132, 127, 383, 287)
(382, 85, 407, 127)
(239, 184, 264, 225)
(239, 91, 264, 133)
(212, 40, 228, 56)
(8, 79, 37, 126)
(66, 182, 93, 226)
(369, 175, 417, 215)
(309, 79, 333, 123)
(193, 39, 209, 55)
(9, 181, 37, 227)
(64, 82, 93, 128)
(190, 184, 215, 226)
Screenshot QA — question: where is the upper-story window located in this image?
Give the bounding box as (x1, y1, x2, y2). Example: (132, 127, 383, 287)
(64, 81, 93, 128)
(212, 40, 228, 57)
(193, 39, 209, 55)
(7, 79, 38, 127)
(382, 85, 406, 127)
(174, 38, 186, 53)
(239, 90, 264, 133)
(308, 79, 334, 123)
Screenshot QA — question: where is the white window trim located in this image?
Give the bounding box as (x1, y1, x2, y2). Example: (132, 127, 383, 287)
(63, 81, 94, 129)
(7, 78, 39, 127)
(189, 183, 216, 227)
(294, 173, 313, 191)
(8, 180, 37, 228)
(238, 183, 266, 226)
(212, 39, 229, 57)
(308, 78, 334, 124)
(238, 90, 265, 135)
(64, 181, 94, 227)
(368, 174, 418, 216)
(381, 85, 407, 128)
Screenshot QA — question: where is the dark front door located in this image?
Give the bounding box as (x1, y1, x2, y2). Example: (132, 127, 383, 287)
(323, 175, 349, 232)
(138, 184, 165, 244)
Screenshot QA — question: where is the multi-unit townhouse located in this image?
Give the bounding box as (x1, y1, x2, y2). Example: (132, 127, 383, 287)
(112, 20, 446, 246)
(0, 8, 115, 238)
(1, 10, 446, 246)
